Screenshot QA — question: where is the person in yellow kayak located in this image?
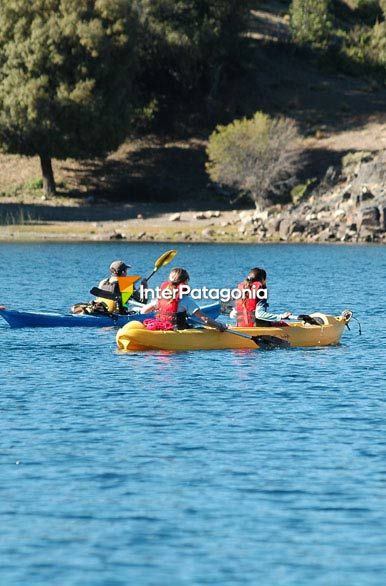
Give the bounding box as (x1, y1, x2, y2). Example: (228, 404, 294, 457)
(231, 267, 291, 327)
(96, 260, 148, 314)
(140, 267, 226, 331)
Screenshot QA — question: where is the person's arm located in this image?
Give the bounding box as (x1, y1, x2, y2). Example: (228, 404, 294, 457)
(132, 279, 148, 304)
(140, 300, 157, 314)
(229, 308, 237, 320)
(131, 289, 142, 303)
(255, 302, 291, 322)
(180, 296, 225, 331)
(192, 308, 226, 331)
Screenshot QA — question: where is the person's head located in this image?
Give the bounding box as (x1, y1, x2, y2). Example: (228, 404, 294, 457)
(246, 267, 267, 286)
(169, 267, 190, 285)
(109, 260, 130, 276)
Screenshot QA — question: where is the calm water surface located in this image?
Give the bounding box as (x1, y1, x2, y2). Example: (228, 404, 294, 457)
(1, 242, 386, 586)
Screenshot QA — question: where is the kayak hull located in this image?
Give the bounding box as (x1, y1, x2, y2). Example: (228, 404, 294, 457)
(0, 303, 220, 329)
(116, 314, 349, 352)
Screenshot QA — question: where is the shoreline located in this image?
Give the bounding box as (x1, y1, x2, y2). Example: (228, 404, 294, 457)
(1, 184, 386, 245)
(0, 226, 384, 246)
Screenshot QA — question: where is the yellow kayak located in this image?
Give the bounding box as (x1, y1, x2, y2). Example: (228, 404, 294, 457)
(116, 312, 352, 352)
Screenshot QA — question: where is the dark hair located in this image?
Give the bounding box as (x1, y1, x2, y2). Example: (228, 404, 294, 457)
(245, 267, 266, 285)
(241, 267, 267, 300)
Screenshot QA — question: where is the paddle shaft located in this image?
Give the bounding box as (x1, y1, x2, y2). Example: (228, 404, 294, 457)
(226, 328, 258, 342)
(226, 327, 290, 349)
(90, 287, 119, 300)
(145, 269, 157, 281)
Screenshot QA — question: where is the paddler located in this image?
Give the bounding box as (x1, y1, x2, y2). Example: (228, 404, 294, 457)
(96, 260, 148, 314)
(140, 267, 226, 331)
(232, 267, 292, 327)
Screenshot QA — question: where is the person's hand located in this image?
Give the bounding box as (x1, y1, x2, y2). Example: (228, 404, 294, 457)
(140, 278, 148, 288)
(281, 312, 292, 320)
(215, 322, 227, 332)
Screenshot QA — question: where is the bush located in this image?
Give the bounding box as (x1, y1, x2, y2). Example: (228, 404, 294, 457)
(206, 112, 302, 210)
(369, 21, 386, 67)
(339, 21, 386, 76)
(291, 178, 316, 202)
(290, 0, 332, 51)
(348, 0, 381, 15)
(26, 178, 43, 191)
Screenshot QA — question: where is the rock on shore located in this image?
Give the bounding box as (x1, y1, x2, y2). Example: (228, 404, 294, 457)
(235, 151, 386, 244)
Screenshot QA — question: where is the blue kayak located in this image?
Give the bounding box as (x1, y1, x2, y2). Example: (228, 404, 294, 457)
(0, 303, 221, 329)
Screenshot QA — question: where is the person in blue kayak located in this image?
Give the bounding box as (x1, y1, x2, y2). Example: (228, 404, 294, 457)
(231, 267, 292, 327)
(140, 267, 226, 331)
(95, 260, 148, 314)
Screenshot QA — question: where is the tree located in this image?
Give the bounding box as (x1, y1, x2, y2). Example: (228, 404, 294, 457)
(0, 0, 139, 196)
(290, 0, 332, 51)
(136, 0, 250, 105)
(206, 112, 302, 210)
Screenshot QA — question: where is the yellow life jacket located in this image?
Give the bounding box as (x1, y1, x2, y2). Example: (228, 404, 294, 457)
(95, 296, 117, 313)
(96, 278, 119, 313)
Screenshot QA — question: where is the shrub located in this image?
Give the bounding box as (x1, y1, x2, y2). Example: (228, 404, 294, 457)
(206, 112, 302, 210)
(339, 20, 386, 76)
(26, 178, 43, 191)
(290, 0, 332, 51)
(348, 0, 382, 17)
(291, 178, 317, 202)
(369, 21, 386, 66)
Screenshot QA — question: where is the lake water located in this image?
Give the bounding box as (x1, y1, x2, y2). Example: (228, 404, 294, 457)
(1, 242, 386, 586)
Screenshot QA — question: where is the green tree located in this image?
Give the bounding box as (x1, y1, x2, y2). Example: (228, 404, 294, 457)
(0, 0, 139, 196)
(206, 112, 302, 210)
(137, 0, 250, 105)
(290, 0, 332, 51)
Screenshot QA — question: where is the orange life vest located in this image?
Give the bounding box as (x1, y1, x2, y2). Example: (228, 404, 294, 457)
(235, 280, 263, 327)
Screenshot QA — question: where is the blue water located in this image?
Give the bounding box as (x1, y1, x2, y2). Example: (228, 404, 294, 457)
(1, 242, 386, 586)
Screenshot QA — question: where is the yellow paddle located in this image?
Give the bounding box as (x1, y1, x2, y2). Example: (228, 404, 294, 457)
(145, 249, 177, 282)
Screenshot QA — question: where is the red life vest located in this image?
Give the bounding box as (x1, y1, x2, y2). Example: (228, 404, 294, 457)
(235, 280, 263, 327)
(155, 281, 188, 329)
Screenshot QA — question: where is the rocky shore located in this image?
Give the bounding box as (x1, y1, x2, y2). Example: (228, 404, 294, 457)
(234, 150, 386, 245)
(108, 149, 386, 244)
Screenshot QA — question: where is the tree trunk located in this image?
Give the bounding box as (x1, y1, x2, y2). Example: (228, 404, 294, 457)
(206, 65, 223, 120)
(39, 155, 56, 197)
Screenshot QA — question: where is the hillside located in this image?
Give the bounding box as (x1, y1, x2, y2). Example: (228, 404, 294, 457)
(1, 0, 386, 241)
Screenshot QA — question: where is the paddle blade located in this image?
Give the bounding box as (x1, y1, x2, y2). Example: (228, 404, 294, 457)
(252, 335, 291, 350)
(154, 249, 177, 272)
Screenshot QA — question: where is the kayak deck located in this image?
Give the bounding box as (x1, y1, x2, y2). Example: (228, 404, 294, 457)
(0, 303, 220, 329)
(116, 314, 349, 352)
(0, 308, 131, 328)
